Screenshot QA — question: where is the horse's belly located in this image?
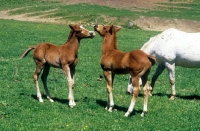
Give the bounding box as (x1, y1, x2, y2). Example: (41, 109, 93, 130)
(175, 57, 200, 68)
(113, 68, 129, 74)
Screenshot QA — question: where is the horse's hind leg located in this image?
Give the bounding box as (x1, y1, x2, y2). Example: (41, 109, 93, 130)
(41, 64, 54, 102)
(140, 69, 150, 117)
(165, 63, 176, 100)
(33, 62, 44, 102)
(125, 76, 140, 117)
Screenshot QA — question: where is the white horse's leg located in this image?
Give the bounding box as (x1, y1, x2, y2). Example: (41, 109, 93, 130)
(127, 76, 142, 95)
(127, 76, 133, 94)
(63, 65, 76, 108)
(165, 63, 176, 100)
(150, 64, 166, 91)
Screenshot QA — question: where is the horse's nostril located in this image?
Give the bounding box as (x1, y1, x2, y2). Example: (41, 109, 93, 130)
(90, 32, 95, 37)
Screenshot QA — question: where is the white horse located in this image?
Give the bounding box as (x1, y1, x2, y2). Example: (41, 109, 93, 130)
(127, 28, 200, 99)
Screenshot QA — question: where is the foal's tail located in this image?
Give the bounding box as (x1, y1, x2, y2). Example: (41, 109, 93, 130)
(20, 46, 36, 58)
(148, 55, 156, 66)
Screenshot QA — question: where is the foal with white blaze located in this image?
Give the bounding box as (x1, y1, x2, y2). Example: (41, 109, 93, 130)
(94, 25, 156, 117)
(21, 24, 95, 108)
(127, 28, 200, 99)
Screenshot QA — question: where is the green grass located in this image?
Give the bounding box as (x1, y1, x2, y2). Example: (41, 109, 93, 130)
(0, 0, 200, 131)
(0, 19, 200, 131)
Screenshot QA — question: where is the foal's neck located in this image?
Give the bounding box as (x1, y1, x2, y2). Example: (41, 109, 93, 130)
(102, 33, 118, 53)
(65, 30, 80, 52)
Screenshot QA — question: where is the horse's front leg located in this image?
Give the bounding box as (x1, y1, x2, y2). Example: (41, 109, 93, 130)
(165, 63, 176, 100)
(104, 71, 114, 112)
(125, 76, 140, 117)
(63, 65, 76, 108)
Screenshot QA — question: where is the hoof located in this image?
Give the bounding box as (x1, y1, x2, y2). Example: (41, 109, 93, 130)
(141, 111, 147, 117)
(39, 98, 44, 103)
(108, 109, 112, 112)
(169, 95, 175, 100)
(141, 112, 144, 117)
(47, 96, 54, 102)
(49, 99, 54, 102)
(69, 103, 76, 108)
(105, 107, 113, 112)
(69, 100, 76, 108)
(124, 112, 129, 117)
(69, 105, 74, 108)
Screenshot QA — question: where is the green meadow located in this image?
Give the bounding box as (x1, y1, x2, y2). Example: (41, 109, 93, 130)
(0, 0, 200, 130)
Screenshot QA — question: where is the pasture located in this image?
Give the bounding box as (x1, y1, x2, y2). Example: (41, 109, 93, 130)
(0, 0, 200, 130)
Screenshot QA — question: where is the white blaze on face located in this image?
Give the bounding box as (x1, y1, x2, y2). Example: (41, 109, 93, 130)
(80, 25, 95, 36)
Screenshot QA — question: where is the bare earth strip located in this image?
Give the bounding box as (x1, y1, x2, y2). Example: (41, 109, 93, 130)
(0, 0, 200, 32)
(0, 8, 65, 24)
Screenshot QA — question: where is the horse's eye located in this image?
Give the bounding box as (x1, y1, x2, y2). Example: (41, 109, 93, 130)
(77, 30, 82, 33)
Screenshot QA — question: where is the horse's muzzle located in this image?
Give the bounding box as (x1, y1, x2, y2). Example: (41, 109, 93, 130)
(89, 31, 95, 38)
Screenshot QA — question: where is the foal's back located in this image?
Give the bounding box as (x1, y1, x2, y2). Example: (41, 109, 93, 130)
(101, 49, 153, 74)
(33, 43, 71, 68)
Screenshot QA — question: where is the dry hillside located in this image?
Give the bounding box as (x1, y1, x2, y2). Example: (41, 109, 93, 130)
(0, 0, 199, 32)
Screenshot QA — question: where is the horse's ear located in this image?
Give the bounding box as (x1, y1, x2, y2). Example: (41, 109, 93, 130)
(109, 25, 114, 35)
(69, 24, 74, 30)
(115, 26, 121, 32)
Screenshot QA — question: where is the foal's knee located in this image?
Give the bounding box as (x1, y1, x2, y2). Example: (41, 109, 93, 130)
(170, 79, 175, 85)
(68, 80, 74, 88)
(33, 74, 38, 83)
(133, 87, 140, 96)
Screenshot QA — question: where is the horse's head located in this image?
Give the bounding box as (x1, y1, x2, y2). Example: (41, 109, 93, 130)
(94, 25, 121, 37)
(69, 24, 95, 39)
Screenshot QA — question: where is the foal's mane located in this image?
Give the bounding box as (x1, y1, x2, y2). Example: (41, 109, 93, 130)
(111, 27, 118, 49)
(66, 30, 74, 43)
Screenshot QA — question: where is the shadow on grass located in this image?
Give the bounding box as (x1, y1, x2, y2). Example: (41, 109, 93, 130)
(152, 92, 168, 97)
(151, 92, 200, 100)
(96, 99, 143, 116)
(176, 94, 200, 100)
(31, 94, 73, 104)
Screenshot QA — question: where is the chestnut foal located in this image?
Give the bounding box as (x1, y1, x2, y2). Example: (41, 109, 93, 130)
(94, 25, 156, 117)
(21, 24, 95, 108)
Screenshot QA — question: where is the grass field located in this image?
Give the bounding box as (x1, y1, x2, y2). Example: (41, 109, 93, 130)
(0, 0, 200, 130)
